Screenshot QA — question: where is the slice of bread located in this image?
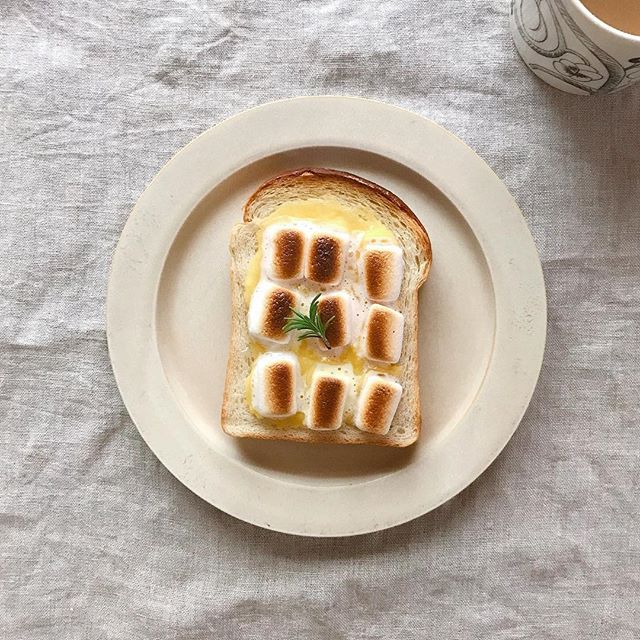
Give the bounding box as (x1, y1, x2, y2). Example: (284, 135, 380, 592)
(221, 168, 432, 447)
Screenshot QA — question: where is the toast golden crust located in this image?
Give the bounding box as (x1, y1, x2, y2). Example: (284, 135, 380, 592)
(222, 168, 431, 447)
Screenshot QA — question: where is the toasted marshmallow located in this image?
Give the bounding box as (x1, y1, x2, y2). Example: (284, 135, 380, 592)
(305, 228, 349, 285)
(248, 282, 299, 344)
(362, 304, 404, 364)
(316, 291, 352, 349)
(361, 243, 403, 302)
(355, 372, 402, 434)
(262, 223, 307, 282)
(252, 352, 300, 418)
(305, 370, 350, 430)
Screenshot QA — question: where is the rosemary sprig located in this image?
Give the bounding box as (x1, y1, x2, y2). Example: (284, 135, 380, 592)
(283, 293, 335, 349)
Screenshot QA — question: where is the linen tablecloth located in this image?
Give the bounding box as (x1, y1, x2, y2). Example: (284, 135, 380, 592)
(2, 1, 639, 638)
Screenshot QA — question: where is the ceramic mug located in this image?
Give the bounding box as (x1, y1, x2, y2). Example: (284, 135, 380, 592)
(510, 0, 640, 94)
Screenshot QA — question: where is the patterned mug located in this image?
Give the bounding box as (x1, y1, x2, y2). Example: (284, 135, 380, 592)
(510, 0, 640, 94)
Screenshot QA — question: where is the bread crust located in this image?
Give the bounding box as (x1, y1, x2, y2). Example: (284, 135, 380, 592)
(221, 168, 432, 447)
(244, 168, 432, 285)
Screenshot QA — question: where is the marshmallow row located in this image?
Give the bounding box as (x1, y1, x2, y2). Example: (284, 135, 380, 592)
(262, 223, 350, 286)
(262, 224, 404, 302)
(249, 287, 404, 364)
(251, 353, 402, 434)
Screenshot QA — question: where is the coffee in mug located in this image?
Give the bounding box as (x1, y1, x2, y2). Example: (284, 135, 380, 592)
(579, 0, 640, 36)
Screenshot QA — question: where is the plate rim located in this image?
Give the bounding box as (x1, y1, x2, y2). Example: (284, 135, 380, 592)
(107, 96, 547, 536)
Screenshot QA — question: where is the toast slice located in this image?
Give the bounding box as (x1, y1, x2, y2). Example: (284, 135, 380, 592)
(221, 168, 432, 447)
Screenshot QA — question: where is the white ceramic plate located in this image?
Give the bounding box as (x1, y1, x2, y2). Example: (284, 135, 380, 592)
(107, 97, 546, 537)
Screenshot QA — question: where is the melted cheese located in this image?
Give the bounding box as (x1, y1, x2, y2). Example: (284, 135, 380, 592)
(244, 198, 402, 428)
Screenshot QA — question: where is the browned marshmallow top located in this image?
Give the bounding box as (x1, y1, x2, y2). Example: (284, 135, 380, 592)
(306, 372, 349, 430)
(362, 244, 403, 303)
(264, 361, 296, 416)
(270, 227, 306, 281)
(355, 374, 402, 435)
(262, 287, 297, 342)
(317, 292, 351, 348)
(306, 231, 348, 285)
(252, 352, 299, 417)
(363, 304, 404, 364)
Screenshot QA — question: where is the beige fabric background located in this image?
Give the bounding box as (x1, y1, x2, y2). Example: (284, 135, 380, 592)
(1, 1, 639, 638)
